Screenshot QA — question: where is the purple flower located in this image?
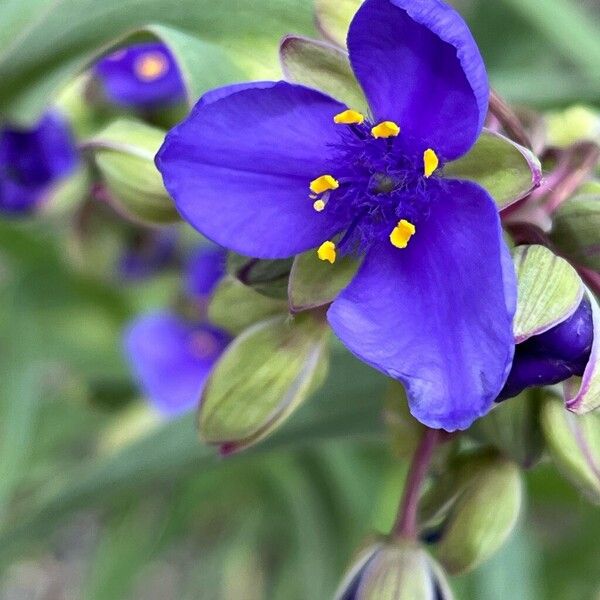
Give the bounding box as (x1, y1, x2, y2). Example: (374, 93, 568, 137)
(499, 299, 594, 401)
(118, 228, 179, 281)
(94, 42, 186, 109)
(124, 312, 229, 416)
(185, 245, 226, 303)
(156, 0, 516, 430)
(0, 111, 78, 215)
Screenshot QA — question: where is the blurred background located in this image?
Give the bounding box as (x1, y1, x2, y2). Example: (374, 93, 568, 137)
(0, 0, 599, 598)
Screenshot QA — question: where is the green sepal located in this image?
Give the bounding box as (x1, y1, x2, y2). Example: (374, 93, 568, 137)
(422, 451, 523, 576)
(39, 164, 92, 219)
(445, 130, 542, 210)
(208, 276, 289, 335)
(85, 118, 179, 225)
(314, 0, 363, 49)
(541, 395, 600, 504)
(199, 313, 330, 452)
(512, 244, 583, 343)
(288, 250, 360, 312)
(227, 252, 293, 300)
(280, 35, 368, 113)
(549, 193, 600, 272)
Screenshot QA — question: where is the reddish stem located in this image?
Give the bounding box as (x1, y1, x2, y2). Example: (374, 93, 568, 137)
(393, 427, 441, 539)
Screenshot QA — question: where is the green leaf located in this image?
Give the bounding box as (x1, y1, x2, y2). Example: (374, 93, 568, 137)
(541, 395, 600, 504)
(208, 276, 288, 335)
(445, 130, 542, 210)
(280, 35, 368, 113)
(200, 314, 330, 451)
(85, 118, 179, 224)
(0, 0, 315, 124)
(314, 0, 362, 48)
(288, 251, 359, 312)
(549, 193, 600, 272)
(512, 245, 583, 343)
(564, 288, 600, 414)
(227, 253, 293, 300)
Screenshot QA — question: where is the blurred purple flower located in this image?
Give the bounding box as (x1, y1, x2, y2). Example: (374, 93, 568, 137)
(156, 0, 516, 430)
(94, 42, 186, 109)
(124, 312, 229, 416)
(0, 111, 78, 215)
(499, 299, 594, 401)
(118, 228, 179, 281)
(185, 245, 226, 303)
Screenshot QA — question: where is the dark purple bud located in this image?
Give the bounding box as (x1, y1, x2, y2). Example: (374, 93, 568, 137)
(499, 299, 594, 401)
(94, 43, 186, 109)
(118, 227, 179, 281)
(0, 112, 78, 216)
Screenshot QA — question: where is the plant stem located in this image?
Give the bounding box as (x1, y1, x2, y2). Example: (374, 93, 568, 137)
(393, 427, 440, 540)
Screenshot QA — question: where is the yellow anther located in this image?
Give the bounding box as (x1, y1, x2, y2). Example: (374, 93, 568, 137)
(313, 199, 326, 212)
(423, 148, 439, 178)
(334, 109, 365, 125)
(134, 52, 169, 81)
(317, 241, 337, 264)
(310, 175, 339, 195)
(389, 219, 416, 249)
(371, 121, 400, 139)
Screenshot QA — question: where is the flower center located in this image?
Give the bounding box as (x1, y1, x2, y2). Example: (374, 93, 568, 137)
(134, 52, 169, 82)
(310, 110, 441, 263)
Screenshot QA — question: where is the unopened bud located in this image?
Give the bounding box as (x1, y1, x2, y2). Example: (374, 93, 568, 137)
(86, 119, 179, 224)
(541, 395, 600, 504)
(334, 538, 453, 600)
(546, 105, 600, 148)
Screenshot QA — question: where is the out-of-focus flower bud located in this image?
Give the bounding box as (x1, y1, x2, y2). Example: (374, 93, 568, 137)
(546, 105, 600, 148)
(118, 227, 179, 281)
(498, 298, 593, 400)
(0, 111, 82, 217)
(541, 395, 600, 504)
(334, 538, 453, 600)
(420, 451, 522, 575)
(185, 245, 226, 305)
(472, 389, 544, 468)
(94, 42, 186, 110)
(86, 118, 179, 224)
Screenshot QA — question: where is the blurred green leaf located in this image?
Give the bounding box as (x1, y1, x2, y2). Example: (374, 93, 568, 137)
(288, 251, 359, 312)
(512, 245, 583, 343)
(314, 0, 361, 48)
(0, 0, 314, 123)
(280, 35, 368, 112)
(446, 131, 542, 210)
(200, 314, 330, 451)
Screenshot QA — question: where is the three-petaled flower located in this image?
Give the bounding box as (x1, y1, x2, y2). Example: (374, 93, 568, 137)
(156, 0, 517, 431)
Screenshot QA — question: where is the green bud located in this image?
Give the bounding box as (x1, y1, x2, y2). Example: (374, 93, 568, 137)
(421, 451, 523, 575)
(471, 389, 545, 468)
(546, 105, 600, 148)
(199, 313, 329, 453)
(39, 164, 92, 219)
(226, 252, 293, 299)
(512, 244, 584, 343)
(86, 119, 179, 225)
(207, 276, 288, 335)
(334, 538, 453, 600)
(549, 192, 600, 272)
(541, 395, 600, 504)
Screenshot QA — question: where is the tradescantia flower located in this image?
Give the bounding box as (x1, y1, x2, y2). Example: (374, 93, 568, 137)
(0, 111, 78, 215)
(498, 299, 594, 401)
(94, 42, 186, 109)
(124, 313, 229, 416)
(156, 0, 516, 430)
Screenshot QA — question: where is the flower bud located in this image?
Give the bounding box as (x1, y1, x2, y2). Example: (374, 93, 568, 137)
(334, 538, 453, 600)
(546, 105, 600, 148)
(87, 118, 179, 224)
(541, 395, 600, 504)
(421, 451, 522, 575)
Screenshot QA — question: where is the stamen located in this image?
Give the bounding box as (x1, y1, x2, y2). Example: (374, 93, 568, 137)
(423, 149, 439, 178)
(371, 121, 400, 139)
(134, 52, 169, 81)
(310, 175, 339, 195)
(389, 219, 416, 249)
(313, 199, 326, 212)
(317, 241, 336, 264)
(334, 109, 365, 125)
